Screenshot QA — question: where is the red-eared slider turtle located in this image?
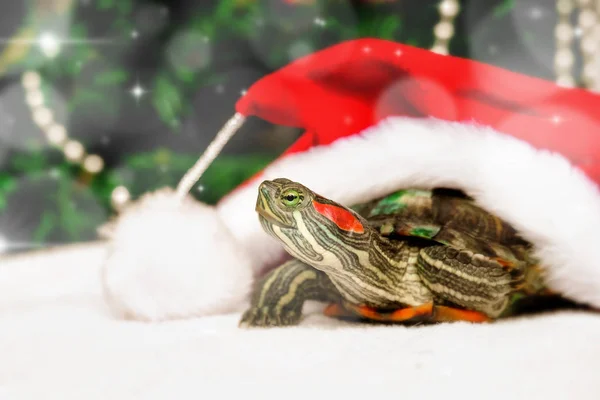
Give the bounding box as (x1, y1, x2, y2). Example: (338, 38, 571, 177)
(240, 178, 555, 327)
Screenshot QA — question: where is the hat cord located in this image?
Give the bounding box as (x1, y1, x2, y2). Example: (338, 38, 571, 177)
(175, 113, 246, 200)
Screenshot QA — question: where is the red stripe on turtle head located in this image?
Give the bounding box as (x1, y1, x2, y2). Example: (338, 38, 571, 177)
(312, 200, 364, 233)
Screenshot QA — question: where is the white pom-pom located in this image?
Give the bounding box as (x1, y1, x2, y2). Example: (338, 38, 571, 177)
(100, 188, 254, 321)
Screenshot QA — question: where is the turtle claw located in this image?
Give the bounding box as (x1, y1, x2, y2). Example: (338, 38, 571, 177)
(239, 307, 302, 328)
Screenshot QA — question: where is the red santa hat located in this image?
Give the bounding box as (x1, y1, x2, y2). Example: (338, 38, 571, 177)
(100, 38, 600, 322)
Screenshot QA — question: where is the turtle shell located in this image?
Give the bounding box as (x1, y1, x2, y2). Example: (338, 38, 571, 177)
(351, 188, 551, 315)
(351, 188, 533, 265)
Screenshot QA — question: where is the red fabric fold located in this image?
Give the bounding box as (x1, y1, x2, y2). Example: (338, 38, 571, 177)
(235, 38, 600, 184)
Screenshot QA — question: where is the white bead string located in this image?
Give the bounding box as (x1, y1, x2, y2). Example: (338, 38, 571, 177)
(555, 0, 600, 89)
(588, 0, 600, 91)
(21, 71, 105, 172)
(577, 0, 599, 89)
(595, 0, 600, 91)
(555, 0, 577, 87)
(431, 0, 461, 55)
(19, 70, 132, 210)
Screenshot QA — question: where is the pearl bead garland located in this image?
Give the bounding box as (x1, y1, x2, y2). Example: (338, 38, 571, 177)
(577, 0, 599, 89)
(20, 70, 127, 209)
(555, 0, 600, 89)
(555, 0, 577, 87)
(594, 0, 600, 91)
(21, 71, 106, 170)
(431, 0, 461, 55)
(110, 185, 131, 210)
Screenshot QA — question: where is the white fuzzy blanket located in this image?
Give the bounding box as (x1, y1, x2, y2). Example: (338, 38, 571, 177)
(1, 243, 600, 400)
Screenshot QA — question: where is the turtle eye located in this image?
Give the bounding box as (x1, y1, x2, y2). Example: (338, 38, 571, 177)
(281, 189, 302, 207)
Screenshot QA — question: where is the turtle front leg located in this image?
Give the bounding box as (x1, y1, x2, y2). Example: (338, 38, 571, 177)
(239, 259, 342, 328)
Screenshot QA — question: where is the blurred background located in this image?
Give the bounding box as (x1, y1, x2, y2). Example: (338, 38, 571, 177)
(0, 0, 598, 254)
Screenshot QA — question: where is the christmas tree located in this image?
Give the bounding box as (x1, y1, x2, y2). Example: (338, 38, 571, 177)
(0, 0, 593, 252)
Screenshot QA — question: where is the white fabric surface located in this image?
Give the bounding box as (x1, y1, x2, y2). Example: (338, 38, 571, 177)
(1, 243, 600, 400)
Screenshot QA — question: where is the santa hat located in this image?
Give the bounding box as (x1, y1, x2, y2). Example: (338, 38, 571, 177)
(100, 38, 600, 322)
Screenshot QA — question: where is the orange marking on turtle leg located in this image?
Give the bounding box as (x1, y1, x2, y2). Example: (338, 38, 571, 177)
(349, 305, 384, 320)
(494, 257, 516, 269)
(432, 306, 491, 323)
(388, 303, 434, 321)
(323, 303, 355, 318)
(345, 303, 434, 322)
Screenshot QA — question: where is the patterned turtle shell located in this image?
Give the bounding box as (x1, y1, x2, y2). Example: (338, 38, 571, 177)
(350, 188, 549, 311)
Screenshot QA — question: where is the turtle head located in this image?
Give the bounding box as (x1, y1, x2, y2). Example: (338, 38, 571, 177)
(256, 178, 370, 267)
(255, 178, 308, 230)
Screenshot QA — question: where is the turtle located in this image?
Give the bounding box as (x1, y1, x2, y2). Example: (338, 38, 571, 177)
(239, 178, 557, 328)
